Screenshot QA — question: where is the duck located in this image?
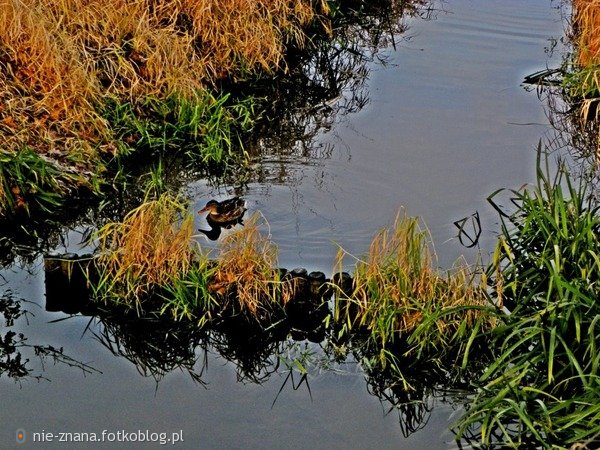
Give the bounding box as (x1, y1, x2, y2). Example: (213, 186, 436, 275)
(198, 197, 247, 225)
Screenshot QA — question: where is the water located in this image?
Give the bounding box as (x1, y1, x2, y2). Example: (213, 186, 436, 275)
(1, 1, 565, 448)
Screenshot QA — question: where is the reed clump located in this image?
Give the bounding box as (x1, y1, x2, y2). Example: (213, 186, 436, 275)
(0, 0, 329, 212)
(455, 147, 600, 447)
(0, 148, 87, 216)
(93, 193, 196, 312)
(334, 211, 494, 373)
(92, 206, 295, 324)
(210, 213, 295, 318)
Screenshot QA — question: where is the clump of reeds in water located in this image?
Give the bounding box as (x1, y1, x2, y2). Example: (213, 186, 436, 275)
(93, 194, 197, 312)
(209, 213, 296, 319)
(573, 0, 600, 69)
(333, 210, 494, 372)
(455, 148, 600, 447)
(93, 204, 295, 324)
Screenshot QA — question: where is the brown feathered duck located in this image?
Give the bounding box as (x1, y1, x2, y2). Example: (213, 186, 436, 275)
(198, 197, 247, 225)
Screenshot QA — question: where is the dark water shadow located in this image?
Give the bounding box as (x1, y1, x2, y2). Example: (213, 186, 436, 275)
(0, 287, 100, 384)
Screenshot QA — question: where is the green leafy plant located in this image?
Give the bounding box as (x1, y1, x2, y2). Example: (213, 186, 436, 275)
(455, 145, 600, 448)
(0, 148, 83, 216)
(103, 92, 257, 165)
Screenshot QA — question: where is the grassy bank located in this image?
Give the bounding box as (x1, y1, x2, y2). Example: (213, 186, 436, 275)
(0, 0, 329, 216)
(455, 147, 600, 448)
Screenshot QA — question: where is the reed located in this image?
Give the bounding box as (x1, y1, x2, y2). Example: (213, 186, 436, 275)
(455, 146, 600, 447)
(209, 213, 295, 318)
(573, 0, 600, 69)
(159, 261, 218, 326)
(333, 211, 494, 376)
(92, 206, 295, 325)
(92, 193, 196, 312)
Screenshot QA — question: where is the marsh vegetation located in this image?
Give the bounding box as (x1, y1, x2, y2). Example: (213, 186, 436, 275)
(1, 0, 599, 449)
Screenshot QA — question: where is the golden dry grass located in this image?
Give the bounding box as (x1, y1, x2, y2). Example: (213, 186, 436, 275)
(335, 211, 493, 340)
(569, 1, 600, 161)
(0, 0, 327, 171)
(93, 207, 295, 319)
(94, 193, 196, 308)
(573, 0, 600, 68)
(210, 212, 295, 316)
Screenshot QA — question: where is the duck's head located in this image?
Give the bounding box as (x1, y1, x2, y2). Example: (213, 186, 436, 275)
(198, 200, 219, 214)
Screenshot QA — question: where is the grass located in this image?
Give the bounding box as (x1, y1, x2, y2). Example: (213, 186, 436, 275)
(573, 0, 600, 69)
(0, 0, 324, 148)
(104, 92, 257, 164)
(0, 0, 433, 216)
(92, 193, 197, 313)
(332, 210, 495, 381)
(92, 203, 295, 325)
(454, 146, 600, 447)
(564, 1, 600, 130)
(209, 213, 296, 319)
(0, 0, 330, 214)
(0, 148, 89, 216)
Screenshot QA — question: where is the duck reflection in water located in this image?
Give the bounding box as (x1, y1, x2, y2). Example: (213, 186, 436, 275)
(197, 197, 247, 241)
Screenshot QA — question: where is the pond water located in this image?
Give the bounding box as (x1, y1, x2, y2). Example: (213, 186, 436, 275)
(1, 1, 565, 449)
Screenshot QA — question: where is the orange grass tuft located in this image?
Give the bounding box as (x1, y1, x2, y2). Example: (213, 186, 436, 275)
(210, 212, 295, 316)
(334, 211, 493, 341)
(0, 0, 327, 174)
(94, 194, 196, 309)
(573, 0, 600, 68)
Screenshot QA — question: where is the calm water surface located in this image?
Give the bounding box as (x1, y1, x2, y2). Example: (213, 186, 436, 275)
(1, 1, 564, 448)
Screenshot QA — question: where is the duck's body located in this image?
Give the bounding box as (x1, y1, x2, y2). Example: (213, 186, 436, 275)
(198, 197, 246, 224)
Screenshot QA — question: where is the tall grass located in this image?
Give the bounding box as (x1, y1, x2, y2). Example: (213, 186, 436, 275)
(92, 193, 197, 313)
(104, 92, 257, 164)
(0, 0, 324, 153)
(573, 0, 600, 69)
(0, 0, 329, 212)
(0, 148, 86, 216)
(564, 0, 600, 129)
(455, 146, 600, 447)
(209, 213, 295, 319)
(333, 211, 495, 380)
(92, 205, 295, 325)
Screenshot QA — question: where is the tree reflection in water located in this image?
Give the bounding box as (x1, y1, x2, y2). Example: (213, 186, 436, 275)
(233, 0, 437, 186)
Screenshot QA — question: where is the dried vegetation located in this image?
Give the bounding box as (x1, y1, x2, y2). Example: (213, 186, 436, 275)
(93, 193, 196, 310)
(333, 211, 494, 369)
(0, 0, 328, 214)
